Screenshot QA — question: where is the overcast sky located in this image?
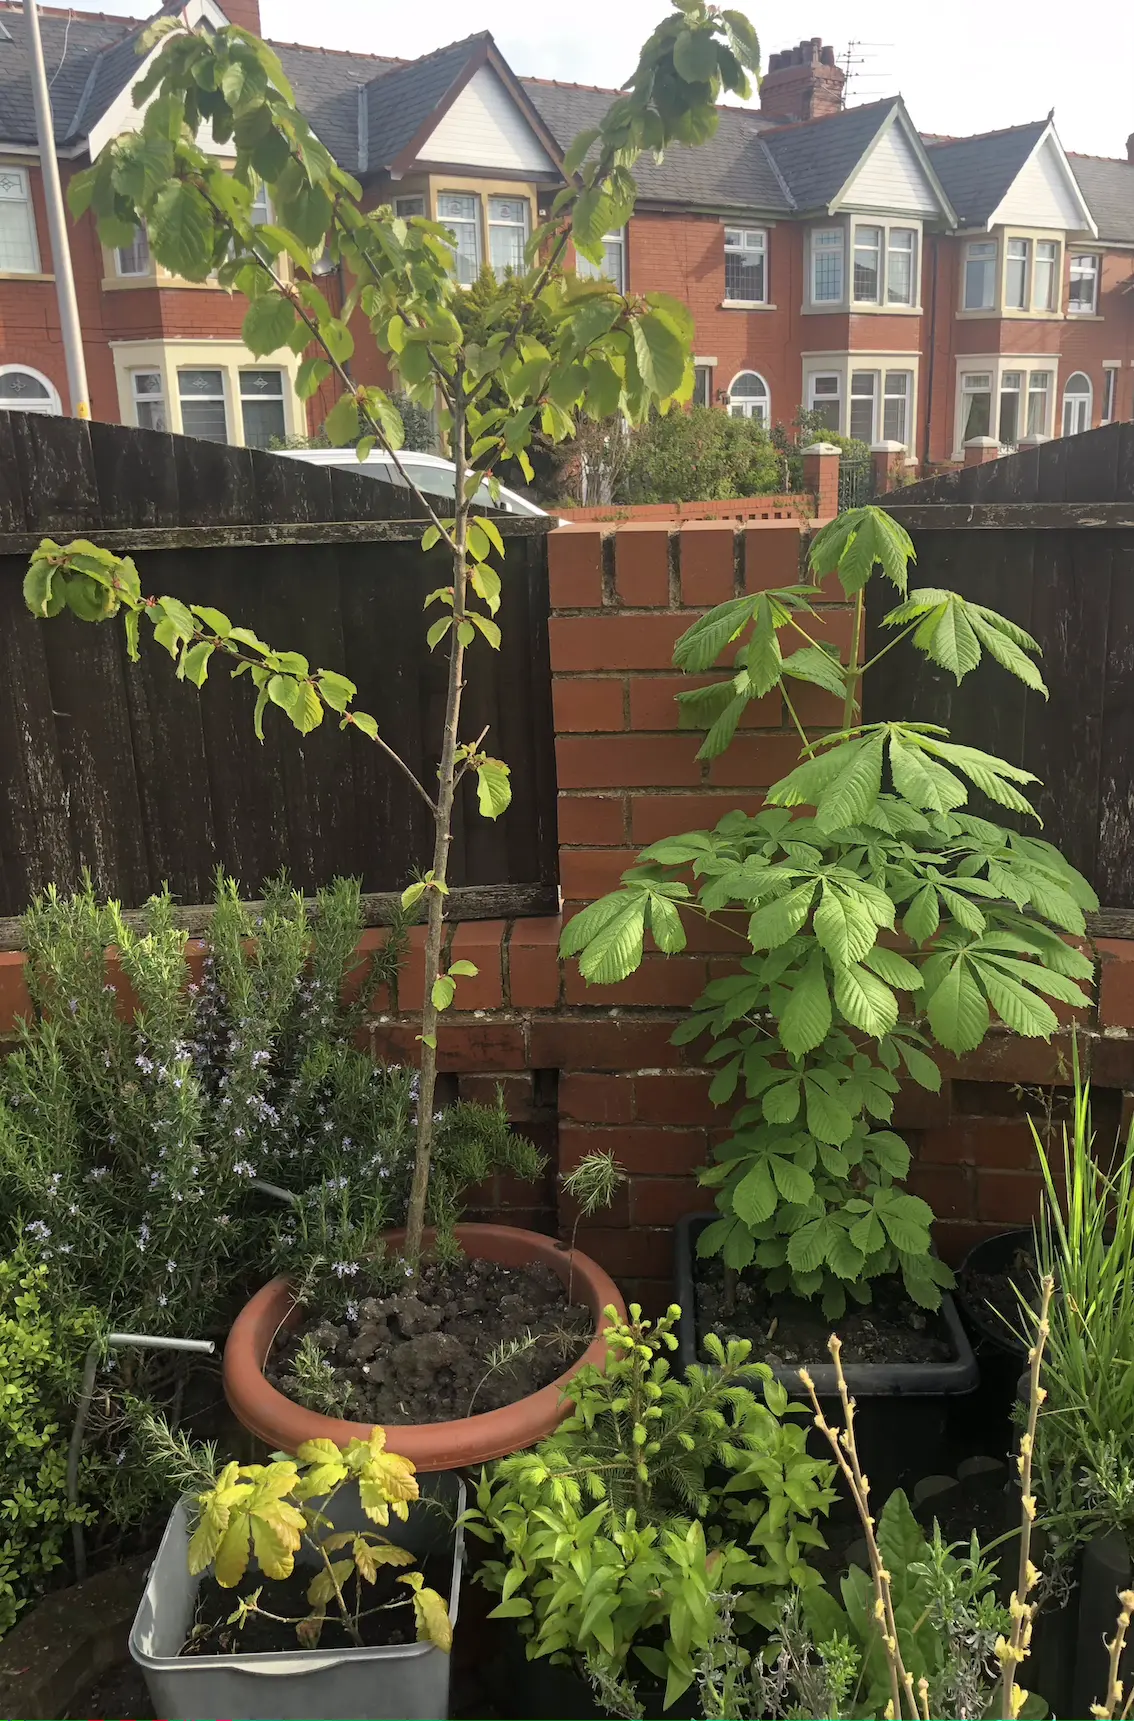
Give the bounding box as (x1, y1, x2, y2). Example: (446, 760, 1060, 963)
(64, 0, 1133, 160)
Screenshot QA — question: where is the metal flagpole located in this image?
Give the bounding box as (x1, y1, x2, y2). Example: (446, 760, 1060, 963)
(23, 0, 90, 418)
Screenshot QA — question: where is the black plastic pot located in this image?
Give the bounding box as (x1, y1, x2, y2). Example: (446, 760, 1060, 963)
(675, 1213, 978, 1498)
(488, 1620, 699, 1720)
(952, 1228, 1034, 1465)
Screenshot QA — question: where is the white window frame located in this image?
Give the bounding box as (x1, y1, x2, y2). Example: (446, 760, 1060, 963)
(850, 221, 920, 308)
(177, 366, 230, 443)
(0, 165, 41, 275)
(882, 369, 913, 445)
(849, 368, 878, 441)
(239, 367, 288, 448)
(963, 240, 997, 311)
(486, 195, 531, 280)
(852, 225, 883, 306)
(722, 226, 767, 306)
(886, 227, 918, 307)
(807, 370, 843, 432)
(115, 227, 151, 278)
(0, 362, 60, 414)
(727, 370, 770, 425)
(810, 226, 845, 306)
(1062, 372, 1092, 437)
(1025, 370, 1052, 438)
(1069, 252, 1100, 315)
(954, 356, 1060, 457)
(1005, 237, 1031, 311)
(1102, 365, 1119, 425)
(958, 371, 994, 445)
(437, 191, 482, 285)
(130, 368, 166, 431)
(1033, 240, 1059, 313)
(576, 228, 626, 292)
(693, 363, 713, 408)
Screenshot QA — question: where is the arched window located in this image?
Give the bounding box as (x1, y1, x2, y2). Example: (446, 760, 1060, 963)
(1062, 372, 1092, 437)
(727, 371, 769, 426)
(0, 366, 61, 415)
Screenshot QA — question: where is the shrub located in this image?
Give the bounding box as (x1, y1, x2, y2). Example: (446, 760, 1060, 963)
(618, 406, 784, 503)
(0, 1250, 97, 1638)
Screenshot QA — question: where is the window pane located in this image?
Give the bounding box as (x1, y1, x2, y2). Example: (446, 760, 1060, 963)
(1103, 369, 1117, 423)
(999, 372, 1022, 446)
(240, 369, 285, 449)
(849, 371, 876, 442)
(724, 228, 765, 301)
(395, 195, 426, 219)
(438, 193, 481, 284)
(812, 229, 843, 302)
(853, 225, 881, 303)
(117, 228, 150, 276)
(693, 365, 712, 408)
(964, 241, 996, 310)
(882, 371, 911, 444)
(1069, 253, 1098, 313)
(728, 372, 768, 423)
(887, 228, 916, 305)
(1026, 372, 1050, 437)
(1006, 238, 1029, 310)
(962, 383, 991, 442)
(0, 168, 37, 273)
(488, 196, 529, 279)
(131, 370, 166, 432)
(179, 369, 227, 441)
(1032, 240, 1057, 312)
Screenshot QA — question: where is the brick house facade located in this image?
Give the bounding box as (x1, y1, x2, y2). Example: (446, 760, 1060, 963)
(0, 4, 1131, 468)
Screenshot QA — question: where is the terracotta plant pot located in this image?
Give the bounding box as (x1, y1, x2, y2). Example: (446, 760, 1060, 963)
(223, 1223, 625, 1471)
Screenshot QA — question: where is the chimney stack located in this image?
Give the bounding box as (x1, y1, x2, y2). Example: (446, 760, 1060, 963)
(759, 38, 845, 124)
(220, 0, 262, 34)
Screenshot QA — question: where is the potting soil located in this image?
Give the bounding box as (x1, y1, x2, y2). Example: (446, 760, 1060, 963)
(696, 1260, 955, 1365)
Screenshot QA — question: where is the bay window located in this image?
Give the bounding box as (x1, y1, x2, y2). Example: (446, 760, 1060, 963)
(964, 241, 997, 310)
(240, 368, 287, 448)
(887, 228, 917, 305)
(1006, 239, 1030, 310)
(808, 373, 841, 432)
(811, 228, 844, 304)
(487, 196, 529, 279)
(178, 368, 228, 442)
(853, 226, 882, 303)
(849, 370, 877, 441)
(883, 371, 912, 444)
(849, 223, 918, 307)
(437, 192, 481, 284)
(1069, 253, 1099, 314)
(957, 361, 1059, 454)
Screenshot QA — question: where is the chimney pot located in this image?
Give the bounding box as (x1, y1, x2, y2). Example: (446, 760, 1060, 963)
(759, 37, 845, 123)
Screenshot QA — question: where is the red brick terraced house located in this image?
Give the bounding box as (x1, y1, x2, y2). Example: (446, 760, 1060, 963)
(0, 4, 1132, 468)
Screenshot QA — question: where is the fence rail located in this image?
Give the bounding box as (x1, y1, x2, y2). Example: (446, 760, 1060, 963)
(556, 494, 813, 524)
(0, 413, 558, 919)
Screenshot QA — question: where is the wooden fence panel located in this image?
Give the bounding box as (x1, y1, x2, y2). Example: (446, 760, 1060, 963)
(0, 415, 557, 917)
(877, 423, 1134, 915)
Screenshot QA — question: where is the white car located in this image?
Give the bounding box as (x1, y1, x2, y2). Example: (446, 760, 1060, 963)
(274, 445, 549, 518)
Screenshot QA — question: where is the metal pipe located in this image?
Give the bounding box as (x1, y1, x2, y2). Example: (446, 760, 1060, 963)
(67, 1332, 216, 1580)
(22, 0, 90, 419)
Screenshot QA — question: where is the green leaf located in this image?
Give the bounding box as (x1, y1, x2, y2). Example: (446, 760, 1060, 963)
(780, 645, 847, 698)
(810, 506, 913, 597)
(914, 595, 982, 681)
(769, 1153, 814, 1205)
(897, 1042, 942, 1091)
(180, 640, 213, 686)
(888, 733, 967, 815)
(648, 892, 687, 954)
(868, 1130, 911, 1177)
(561, 893, 648, 986)
(747, 881, 816, 949)
(296, 356, 332, 400)
(448, 959, 479, 978)
(147, 179, 215, 279)
(426, 616, 452, 650)
(861, 945, 923, 992)
(877, 1192, 933, 1254)
(191, 604, 231, 638)
(763, 1078, 801, 1125)
(317, 670, 356, 713)
(778, 949, 832, 1057)
(815, 735, 885, 831)
(833, 963, 898, 1038)
(242, 291, 297, 355)
(323, 393, 360, 447)
(673, 597, 757, 674)
(787, 1219, 830, 1275)
(732, 1161, 776, 1227)
(902, 884, 940, 946)
(475, 757, 512, 820)
(813, 887, 878, 966)
(970, 611, 1048, 696)
(976, 963, 1058, 1039)
(826, 1231, 866, 1281)
(630, 311, 686, 399)
(804, 1079, 855, 1146)
(673, 28, 719, 84)
(431, 975, 456, 1011)
(924, 958, 991, 1054)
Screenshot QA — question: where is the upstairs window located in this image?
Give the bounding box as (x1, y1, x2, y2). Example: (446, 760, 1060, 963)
(727, 371, 769, 424)
(0, 167, 40, 274)
(1069, 253, 1099, 314)
(1005, 238, 1030, 310)
(437, 192, 481, 285)
(1033, 240, 1058, 312)
(487, 196, 529, 279)
(853, 226, 882, 303)
(964, 241, 997, 310)
(811, 227, 844, 304)
(723, 227, 766, 303)
(576, 229, 626, 292)
(116, 228, 151, 277)
(887, 228, 917, 305)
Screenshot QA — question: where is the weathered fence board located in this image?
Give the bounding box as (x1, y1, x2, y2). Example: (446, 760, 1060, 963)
(0, 415, 558, 918)
(877, 421, 1134, 911)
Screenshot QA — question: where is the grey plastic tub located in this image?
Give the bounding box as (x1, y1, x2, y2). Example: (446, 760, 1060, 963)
(130, 1474, 465, 1720)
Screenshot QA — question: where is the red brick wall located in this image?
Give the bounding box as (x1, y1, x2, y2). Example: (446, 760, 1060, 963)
(3, 518, 1131, 1312)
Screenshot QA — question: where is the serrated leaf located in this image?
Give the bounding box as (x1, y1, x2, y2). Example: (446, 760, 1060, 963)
(732, 1160, 777, 1227)
(815, 735, 885, 831)
(877, 1191, 933, 1253)
(777, 949, 832, 1057)
(762, 1078, 801, 1125)
(868, 1130, 911, 1177)
(976, 962, 1058, 1038)
(747, 881, 817, 949)
(786, 1218, 830, 1275)
(902, 884, 940, 946)
(833, 962, 898, 1038)
(804, 1078, 855, 1146)
(630, 311, 686, 398)
(924, 957, 991, 1053)
(769, 1153, 814, 1205)
(813, 887, 878, 966)
(648, 891, 687, 954)
(780, 645, 847, 698)
(826, 1231, 866, 1281)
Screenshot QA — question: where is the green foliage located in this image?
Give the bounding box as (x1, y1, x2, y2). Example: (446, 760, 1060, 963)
(0, 1251, 99, 1639)
(187, 1428, 451, 1652)
(562, 507, 1097, 1313)
(464, 1305, 835, 1712)
(695, 1498, 1012, 1720)
(40, 0, 743, 1267)
(617, 406, 784, 504)
(1032, 1066, 1134, 1558)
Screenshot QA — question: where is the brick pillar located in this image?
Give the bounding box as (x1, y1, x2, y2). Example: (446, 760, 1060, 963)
(963, 436, 1001, 467)
(870, 439, 907, 494)
(801, 442, 841, 518)
(1017, 433, 1050, 452)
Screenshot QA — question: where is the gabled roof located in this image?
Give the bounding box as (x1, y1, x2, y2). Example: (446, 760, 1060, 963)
(0, 6, 138, 145)
(760, 99, 897, 213)
(273, 41, 401, 173)
(1067, 154, 1134, 245)
(924, 120, 1048, 228)
(522, 78, 792, 215)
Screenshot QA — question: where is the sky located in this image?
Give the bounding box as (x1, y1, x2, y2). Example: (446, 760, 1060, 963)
(58, 0, 1134, 161)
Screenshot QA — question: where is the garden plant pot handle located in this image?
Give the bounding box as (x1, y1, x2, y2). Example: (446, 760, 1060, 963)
(238, 1657, 342, 1676)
